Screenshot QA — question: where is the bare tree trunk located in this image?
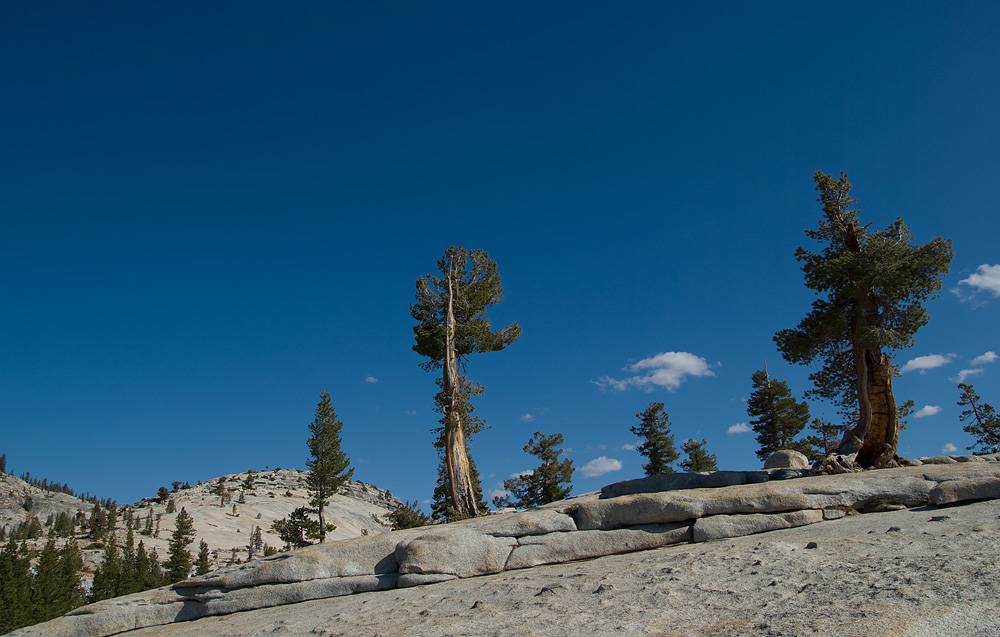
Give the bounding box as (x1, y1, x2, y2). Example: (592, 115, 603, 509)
(317, 503, 326, 543)
(442, 270, 479, 518)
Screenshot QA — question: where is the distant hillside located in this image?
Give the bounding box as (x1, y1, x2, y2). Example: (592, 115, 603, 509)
(1, 468, 403, 577)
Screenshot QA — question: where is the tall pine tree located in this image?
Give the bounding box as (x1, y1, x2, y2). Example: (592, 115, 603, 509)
(495, 432, 574, 508)
(306, 390, 353, 543)
(164, 508, 196, 582)
(958, 383, 1000, 454)
(412, 246, 520, 518)
(680, 439, 718, 473)
(775, 171, 952, 469)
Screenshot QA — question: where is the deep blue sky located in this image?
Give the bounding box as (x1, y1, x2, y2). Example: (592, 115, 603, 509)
(2, 2, 998, 507)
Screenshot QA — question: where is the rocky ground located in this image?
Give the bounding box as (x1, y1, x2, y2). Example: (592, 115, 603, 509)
(124, 497, 1000, 636)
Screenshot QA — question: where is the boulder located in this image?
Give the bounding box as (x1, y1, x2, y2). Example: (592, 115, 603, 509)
(178, 530, 420, 589)
(764, 450, 811, 470)
(600, 473, 707, 499)
(506, 523, 692, 570)
(930, 476, 1000, 505)
(452, 507, 577, 536)
(693, 509, 823, 542)
(703, 470, 769, 488)
(573, 472, 935, 530)
(396, 528, 516, 578)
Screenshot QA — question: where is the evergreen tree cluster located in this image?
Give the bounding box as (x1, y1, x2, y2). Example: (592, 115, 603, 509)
(495, 432, 574, 509)
(90, 528, 168, 602)
(0, 537, 85, 634)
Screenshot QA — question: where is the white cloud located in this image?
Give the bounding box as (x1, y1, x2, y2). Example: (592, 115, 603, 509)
(364, 376, 379, 384)
(519, 413, 535, 422)
(953, 368, 985, 383)
(728, 422, 751, 434)
(404, 410, 417, 416)
(488, 488, 509, 501)
(593, 351, 715, 392)
(509, 469, 533, 479)
(971, 351, 998, 366)
(942, 443, 958, 453)
(913, 405, 942, 419)
(956, 264, 1000, 299)
(621, 443, 636, 451)
(580, 456, 623, 478)
(900, 354, 955, 374)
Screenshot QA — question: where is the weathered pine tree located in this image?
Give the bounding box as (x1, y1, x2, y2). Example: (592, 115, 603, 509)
(306, 390, 353, 543)
(412, 246, 521, 518)
(496, 432, 574, 508)
(958, 383, 1000, 454)
(680, 438, 718, 473)
(747, 369, 814, 462)
(775, 171, 953, 470)
(631, 402, 680, 475)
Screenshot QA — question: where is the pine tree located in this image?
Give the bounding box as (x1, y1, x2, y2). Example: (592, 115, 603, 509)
(747, 369, 814, 462)
(631, 403, 680, 475)
(429, 389, 489, 522)
(165, 498, 176, 514)
(804, 417, 846, 457)
(412, 246, 521, 518)
(271, 507, 317, 549)
(775, 171, 953, 469)
(0, 538, 32, 633)
(196, 540, 212, 575)
(496, 432, 574, 508)
(680, 439, 718, 473)
(164, 508, 196, 582)
(90, 533, 123, 602)
(958, 383, 1000, 454)
(306, 390, 353, 543)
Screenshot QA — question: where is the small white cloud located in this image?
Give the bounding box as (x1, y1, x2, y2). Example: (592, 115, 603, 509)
(942, 443, 958, 453)
(953, 368, 985, 383)
(519, 413, 535, 422)
(900, 354, 955, 374)
(404, 410, 417, 416)
(593, 351, 715, 392)
(621, 443, 636, 451)
(956, 264, 1000, 299)
(728, 422, 751, 434)
(913, 405, 942, 419)
(488, 488, 509, 501)
(580, 456, 623, 478)
(365, 376, 379, 384)
(596, 443, 608, 450)
(971, 351, 998, 366)
(509, 469, 533, 479)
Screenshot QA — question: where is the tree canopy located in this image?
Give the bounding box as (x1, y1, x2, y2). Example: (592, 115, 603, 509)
(775, 171, 952, 469)
(496, 431, 574, 508)
(631, 402, 680, 475)
(746, 369, 813, 462)
(958, 383, 1000, 454)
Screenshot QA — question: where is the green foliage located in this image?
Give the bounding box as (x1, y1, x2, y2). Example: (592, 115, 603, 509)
(271, 506, 319, 549)
(165, 498, 176, 514)
(631, 403, 680, 475)
(306, 390, 353, 543)
(164, 508, 196, 583)
(411, 246, 522, 371)
(496, 432, 574, 508)
(803, 417, 847, 457)
(247, 526, 263, 561)
(430, 447, 489, 522)
(775, 171, 953, 424)
(747, 369, 813, 462)
(679, 439, 718, 473)
(958, 383, 1000, 454)
(90, 532, 123, 602)
(384, 501, 431, 530)
(196, 540, 211, 575)
(157, 487, 169, 503)
(1, 537, 84, 633)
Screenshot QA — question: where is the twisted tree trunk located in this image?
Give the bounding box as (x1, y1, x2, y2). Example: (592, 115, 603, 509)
(442, 271, 479, 518)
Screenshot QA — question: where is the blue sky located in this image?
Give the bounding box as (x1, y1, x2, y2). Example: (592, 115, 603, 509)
(2, 3, 998, 508)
